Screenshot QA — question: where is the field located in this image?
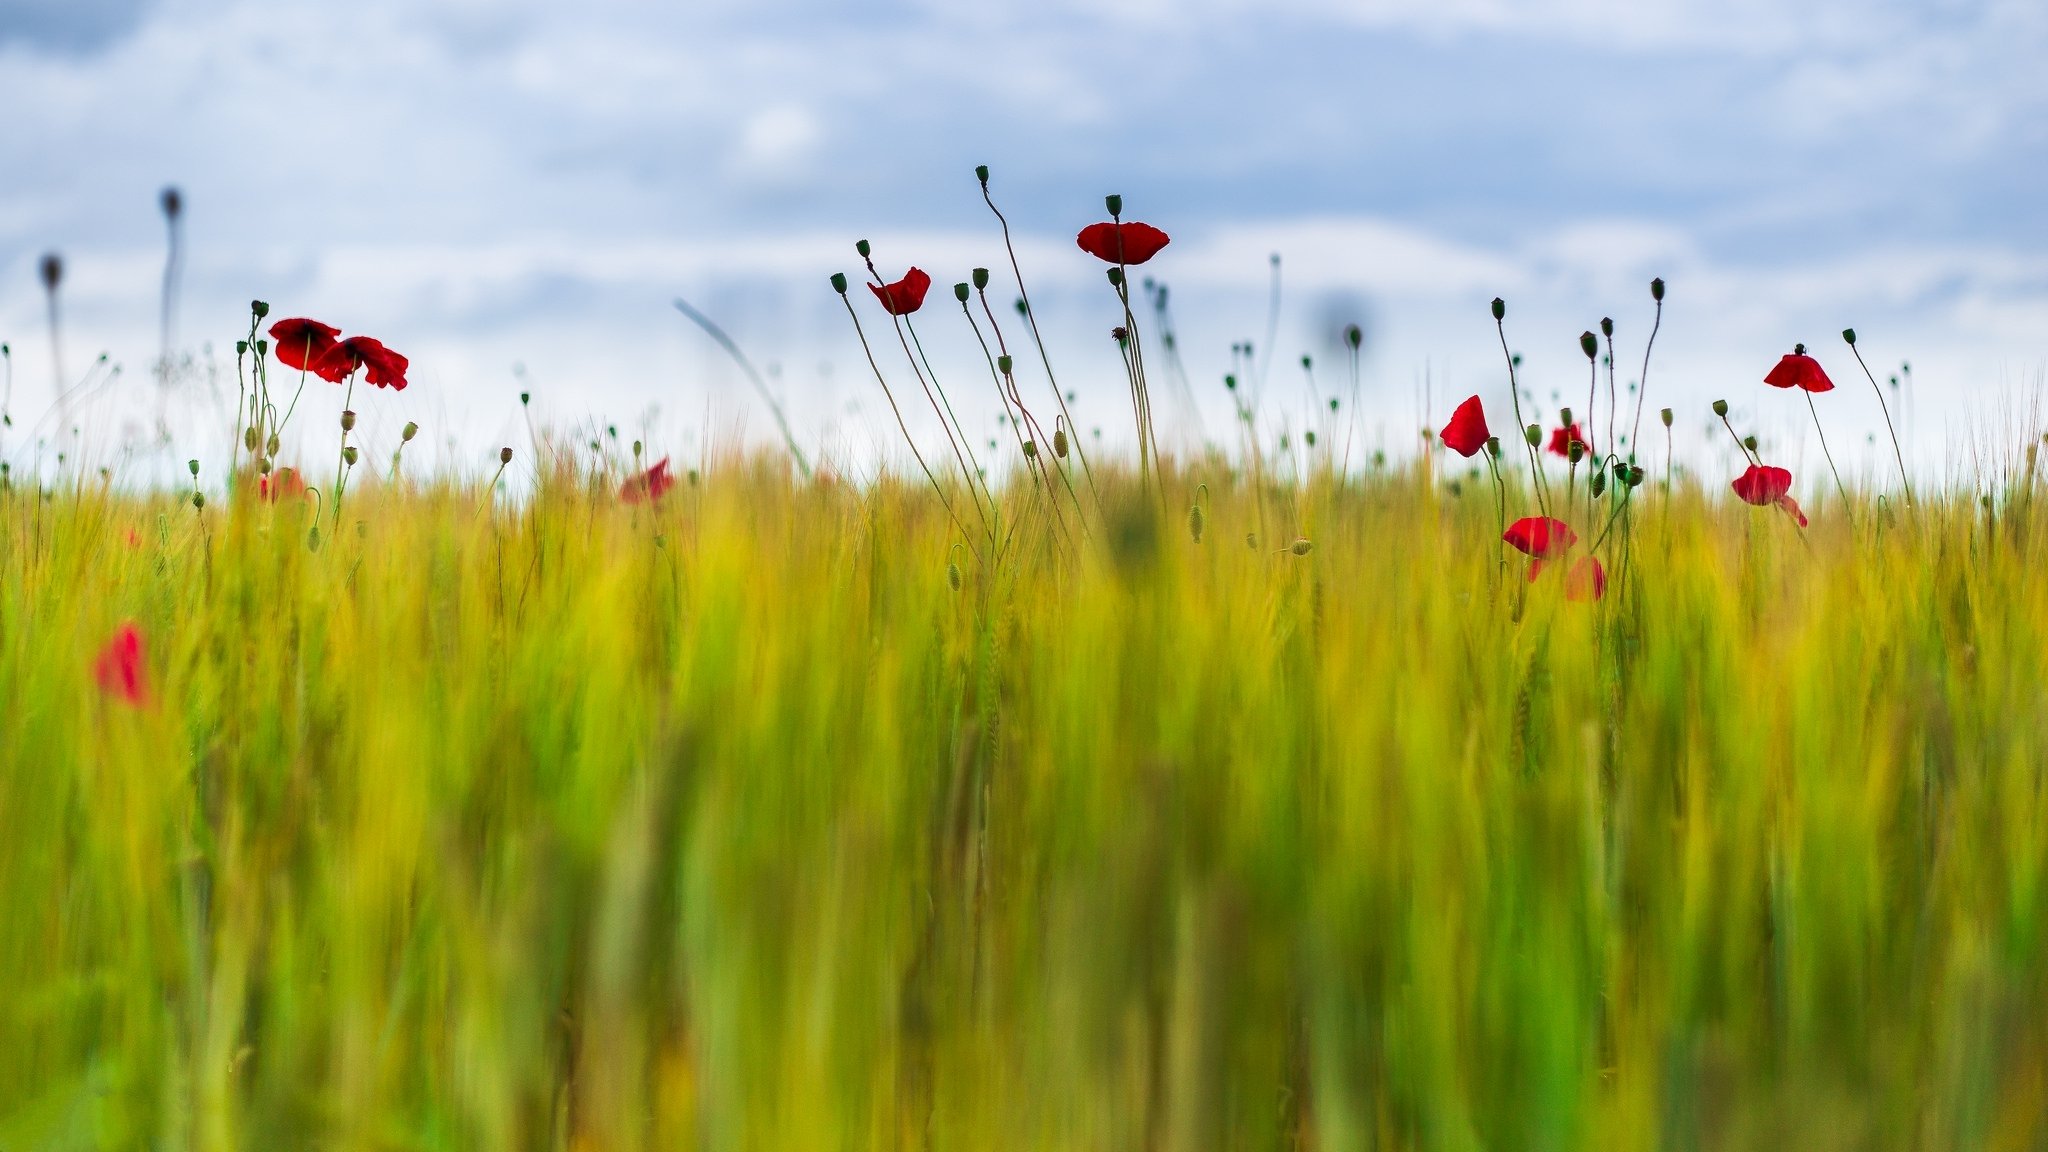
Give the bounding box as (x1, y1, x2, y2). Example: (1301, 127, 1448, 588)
(6, 432, 2048, 1148)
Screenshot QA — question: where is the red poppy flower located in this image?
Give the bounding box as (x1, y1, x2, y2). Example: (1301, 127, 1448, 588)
(1546, 422, 1593, 458)
(323, 335, 410, 390)
(620, 457, 675, 504)
(1440, 395, 1490, 458)
(259, 467, 307, 503)
(269, 318, 346, 382)
(1565, 555, 1607, 602)
(1076, 221, 1171, 266)
(1731, 464, 1807, 526)
(1764, 349, 1834, 393)
(869, 268, 932, 316)
(1503, 516, 1576, 559)
(93, 620, 149, 706)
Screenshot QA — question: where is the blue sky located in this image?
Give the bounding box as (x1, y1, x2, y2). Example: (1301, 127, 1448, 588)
(2, 0, 2043, 479)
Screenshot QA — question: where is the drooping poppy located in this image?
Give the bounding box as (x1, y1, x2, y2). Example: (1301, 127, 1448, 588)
(269, 318, 346, 382)
(1546, 422, 1593, 458)
(621, 457, 675, 504)
(1764, 347, 1834, 393)
(93, 620, 149, 706)
(1503, 516, 1576, 559)
(324, 335, 410, 390)
(1731, 464, 1807, 527)
(869, 268, 932, 316)
(1565, 555, 1607, 602)
(1440, 395, 1490, 458)
(1076, 221, 1171, 266)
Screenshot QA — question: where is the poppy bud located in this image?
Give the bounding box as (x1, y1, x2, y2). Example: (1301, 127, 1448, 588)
(1346, 324, 1364, 349)
(1290, 537, 1314, 556)
(1023, 440, 1038, 459)
(402, 421, 418, 442)
(972, 267, 990, 290)
(500, 447, 514, 465)
(343, 446, 358, 467)
(520, 391, 530, 406)
(38, 253, 62, 290)
(1660, 407, 1673, 427)
(340, 409, 356, 431)
(265, 433, 279, 456)
(1842, 328, 1858, 346)
(1580, 332, 1598, 359)
(161, 186, 182, 219)
(255, 339, 268, 356)
(1600, 317, 1614, 338)
(947, 561, 962, 591)
(1053, 428, 1068, 457)
(1627, 465, 1645, 488)
(1301, 354, 1312, 370)
(187, 458, 200, 477)
(1107, 267, 1123, 287)
(236, 340, 248, 355)
(1486, 436, 1501, 457)
(1650, 278, 1665, 302)
(244, 427, 259, 451)
(1015, 299, 1028, 317)
(1559, 407, 1573, 426)
(1245, 532, 1258, 550)
(855, 239, 870, 258)
(1794, 343, 1806, 355)
(975, 164, 990, 186)
(953, 282, 970, 303)
(1743, 435, 1758, 452)
(192, 492, 205, 510)
(1526, 424, 1541, 447)
(830, 272, 848, 294)
(258, 458, 271, 475)
(1304, 430, 1316, 447)
(1329, 397, 1339, 412)
(1225, 375, 1237, 391)
(1568, 440, 1585, 465)
(1712, 399, 1728, 417)
(251, 299, 269, 318)
(997, 354, 1013, 375)
(1490, 297, 1506, 321)
(1590, 470, 1606, 498)
(307, 525, 320, 552)
(1105, 193, 1123, 217)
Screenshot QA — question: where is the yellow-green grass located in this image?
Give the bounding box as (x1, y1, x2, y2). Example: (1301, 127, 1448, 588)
(3, 456, 2046, 1150)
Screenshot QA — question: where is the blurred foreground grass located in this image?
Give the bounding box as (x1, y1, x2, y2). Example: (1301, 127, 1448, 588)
(4, 456, 2048, 1151)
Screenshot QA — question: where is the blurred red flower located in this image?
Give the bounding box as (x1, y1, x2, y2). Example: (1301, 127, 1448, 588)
(93, 620, 149, 706)
(1440, 395, 1490, 458)
(1503, 516, 1576, 559)
(621, 457, 675, 504)
(259, 467, 306, 503)
(1765, 348, 1835, 393)
(325, 335, 410, 390)
(269, 318, 346, 382)
(1546, 422, 1592, 458)
(869, 268, 933, 316)
(1076, 222, 1171, 266)
(1565, 555, 1607, 601)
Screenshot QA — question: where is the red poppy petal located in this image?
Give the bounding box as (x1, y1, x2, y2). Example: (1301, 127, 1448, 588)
(1441, 395, 1489, 458)
(1566, 556, 1607, 602)
(1076, 221, 1171, 265)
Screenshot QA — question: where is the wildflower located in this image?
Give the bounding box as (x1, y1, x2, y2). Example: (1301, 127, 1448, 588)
(259, 466, 307, 503)
(1565, 556, 1607, 602)
(868, 268, 932, 316)
(1764, 345, 1835, 393)
(621, 457, 674, 504)
(1546, 422, 1592, 458)
(1503, 516, 1576, 559)
(1731, 463, 1808, 527)
(93, 621, 149, 706)
(324, 335, 410, 390)
(268, 318, 345, 381)
(1440, 395, 1490, 458)
(1075, 221, 1171, 266)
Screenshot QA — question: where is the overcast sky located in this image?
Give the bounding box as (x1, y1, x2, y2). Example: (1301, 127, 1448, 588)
(2, 0, 2043, 480)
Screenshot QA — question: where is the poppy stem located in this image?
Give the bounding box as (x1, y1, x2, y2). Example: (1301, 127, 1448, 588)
(975, 288, 1088, 541)
(1803, 389, 1854, 524)
(962, 300, 1076, 557)
(1718, 414, 1760, 468)
(332, 374, 355, 531)
(1629, 295, 1663, 453)
(1848, 341, 1915, 507)
(1495, 317, 1551, 520)
(672, 297, 811, 480)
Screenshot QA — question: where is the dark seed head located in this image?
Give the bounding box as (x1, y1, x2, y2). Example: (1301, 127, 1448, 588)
(1660, 407, 1673, 427)
(1842, 328, 1857, 346)
(855, 239, 870, 258)
(1490, 297, 1505, 322)
(972, 267, 990, 291)
(1580, 332, 1599, 360)
(1650, 277, 1665, 302)
(500, 446, 514, 465)
(974, 164, 990, 186)
(402, 421, 419, 443)
(830, 272, 848, 294)
(1600, 317, 1614, 338)
(1712, 399, 1729, 417)
(953, 282, 970, 303)
(251, 299, 269, 319)
(1104, 193, 1123, 217)
(161, 186, 182, 219)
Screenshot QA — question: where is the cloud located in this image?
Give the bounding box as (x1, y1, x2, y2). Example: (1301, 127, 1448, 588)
(0, 0, 153, 54)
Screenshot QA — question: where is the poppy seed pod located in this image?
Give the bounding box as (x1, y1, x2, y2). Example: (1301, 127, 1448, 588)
(236, 340, 248, 355)
(1568, 440, 1585, 465)
(191, 492, 205, 510)
(1290, 537, 1314, 556)
(1346, 324, 1363, 348)
(1486, 435, 1501, 457)
(1743, 435, 1759, 452)
(519, 391, 530, 406)
(38, 253, 61, 291)
(265, 433, 280, 456)
(1560, 407, 1573, 427)
(258, 458, 271, 475)
(343, 446, 358, 467)
(1580, 332, 1599, 359)
(1526, 424, 1542, 447)
(1301, 354, 1312, 370)
(996, 354, 1013, 375)
(972, 267, 990, 291)
(947, 561, 962, 592)
(1104, 193, 1123, 217)
(1188, 503, 1205, 543)
(255, 339, 268, 356)
(1225, 375, 1238, 391)
(340, 409, 356, 432)
(830, 272, 848, 294)
(855, 239, 870, 258)
(975, 164, 990, 185)
(1650, 278, 1665, 302)
(1053, 428, 1068, 457)
(244, 427, 259, 451)
(1023, 440, 1038, 459)
(402, 421, 418, 443)
(632, 440, 642, 457)
(1627, 465, 1646, 487)
(1600, 317, 1614, 338)
(1304, 430, 1316, 447)
(161, 186, 182, 219)
(953, 282, 970, 303)
(1491, 297, 1505, 321)
(187, 458, 200, 477)
(1713, 399, 1729, 417)
(251, 299, 269, 318)
(500, 447, 514, 465)
(1107, 267, 1123, 287)
(1245, 532, 1258, 550)
(1842, 328, 1857, 346)
(1661, 407, 1674, 427)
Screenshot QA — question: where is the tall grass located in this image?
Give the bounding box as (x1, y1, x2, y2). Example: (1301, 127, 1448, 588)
(3, 452, 2047, 1150)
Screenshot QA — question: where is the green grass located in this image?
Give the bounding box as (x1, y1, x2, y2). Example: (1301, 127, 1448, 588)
(4, 454, 2047, 1150)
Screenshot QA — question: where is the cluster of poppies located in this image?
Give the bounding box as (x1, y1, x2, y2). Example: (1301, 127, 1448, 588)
(267, 317, 410, 390)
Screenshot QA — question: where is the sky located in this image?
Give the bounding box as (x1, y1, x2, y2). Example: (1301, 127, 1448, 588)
(1, 0, 2044, 483)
